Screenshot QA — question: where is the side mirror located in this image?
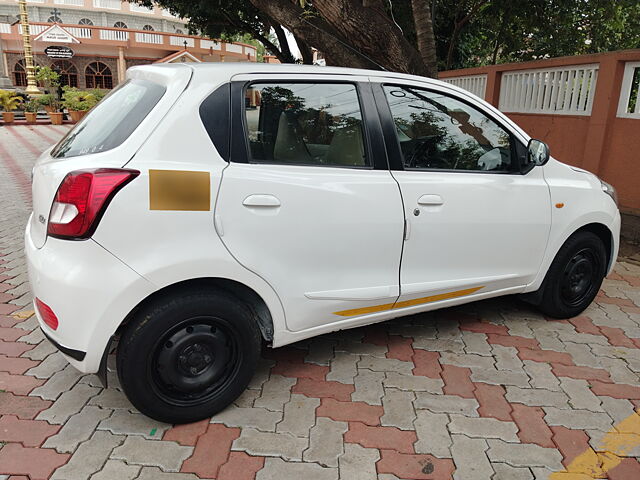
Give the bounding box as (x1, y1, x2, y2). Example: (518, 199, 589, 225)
(527, 139, 550, 166)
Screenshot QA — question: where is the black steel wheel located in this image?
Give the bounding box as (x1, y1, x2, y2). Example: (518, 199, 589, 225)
(538, 231, 608, 319)
(117, 289, 261, 423)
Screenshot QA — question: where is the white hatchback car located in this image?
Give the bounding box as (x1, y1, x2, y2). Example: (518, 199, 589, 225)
(26, 63, 620, 423)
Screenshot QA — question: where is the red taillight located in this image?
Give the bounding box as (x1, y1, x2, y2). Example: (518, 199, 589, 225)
(35, 298, 59, 330)
(47, 168, 139, 239)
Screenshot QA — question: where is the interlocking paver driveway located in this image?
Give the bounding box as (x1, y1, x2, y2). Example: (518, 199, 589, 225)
(1, 124, 640, 479)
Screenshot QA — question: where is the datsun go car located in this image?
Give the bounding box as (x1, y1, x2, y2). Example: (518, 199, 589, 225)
(26, 63, 620, 423)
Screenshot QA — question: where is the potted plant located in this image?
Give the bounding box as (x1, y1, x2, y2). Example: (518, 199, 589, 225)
(37, 93, 55, 114)
(24, 98, 39, 124)
(0, 90, 23, 124)
(62, 87, 98, 123)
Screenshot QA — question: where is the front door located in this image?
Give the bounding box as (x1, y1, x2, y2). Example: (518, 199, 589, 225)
(216, 76, 404, 332)
(374, 80, 551, 308)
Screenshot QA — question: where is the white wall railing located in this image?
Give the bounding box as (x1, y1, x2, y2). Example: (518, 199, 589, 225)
(93, 0, 121, 10)
(0, 24, 10, 34)
(200, 39, 220, 50)
(54, 0, 85, 5)
(442, 74, 487, 99)
(99, 28, 128, 41)
(135, 32, 163, 44)
(170, 36, 193, 47)
(617, 61, 640, 119)
(65, 26, 92, 38)
(128, 3, 154, 14)
(499, 65, 599, 116)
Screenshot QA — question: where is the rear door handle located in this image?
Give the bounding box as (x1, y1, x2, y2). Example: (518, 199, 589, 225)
(243, 194, 281, 207)
(417, 194, 444, 206)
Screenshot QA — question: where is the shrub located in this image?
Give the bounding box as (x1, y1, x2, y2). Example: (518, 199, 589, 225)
(61, 87, 98, 111)
(0, 90, 23, 112)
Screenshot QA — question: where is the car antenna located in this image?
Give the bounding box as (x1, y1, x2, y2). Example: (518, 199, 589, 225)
(299, 16, 389, 72)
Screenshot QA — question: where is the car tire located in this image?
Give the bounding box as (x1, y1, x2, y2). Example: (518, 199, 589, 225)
(537, 231, 607, 319)
(116, 289, 261, 424)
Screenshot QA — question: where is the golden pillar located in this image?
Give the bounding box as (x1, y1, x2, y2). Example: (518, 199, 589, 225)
(18, 0, 40, 95)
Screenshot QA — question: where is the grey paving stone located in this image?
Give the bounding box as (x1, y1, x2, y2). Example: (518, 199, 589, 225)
(543, 407, 613, 431)
(352, 368, 385, 405)
(381, 389, 415, 430)
(559, 377, 604, 412)
(276, 393, 320, 437)
(211, 405, 283, 432)
(305, 338, 336, 366)
(414, 393, 479, 416)
(492, 463, 534, 480)
(486, 439, 563, 470)
(598, 357, 640, 385)
(25, 351, 68, 379)
(253, 374, 296, 412)
(30, 364, 84, 401)
(358, 355, 413, 375)
(110, 436, 193, 472)
(451, 435, 493, 480)
(134, 467, 200, 480)
(439, 351, 495, 370)
(563, 342, 602, 369)
(88, 388, 134, 410)
(335, 340, 387, 357)
(413, 410, 452, 458)
(523, 360, 561, 391)
(461, 331, 492, 356)
(233, 428, 308, 461)
(448, 415, 519, 442)
(51, 431, 125, 480)
(98, 410, 170, 439)
(36, 383, 102, 424)
(505, 386, 570, 408)
(44, 405, 113, 453)
(338, 443, 379, 479)
(233, 387, 260, 408)
(303, 417, 348, 467)
(256, 458, 338, 480)
(470, 368, 530, 387)
(89, 460, 140, 480)
(383, 372, 443, 394)
(492, 345, 524, 372)
(21, 338, 57, 360)
(247, 358, 275, 390)
(412, 338, 465, 353)
(326, 351, 359, 384)
(598, 396, 636, 424)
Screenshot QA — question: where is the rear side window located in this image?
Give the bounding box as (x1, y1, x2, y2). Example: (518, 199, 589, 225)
(244, 82, 369, 167)
(51, 79, 165, 158)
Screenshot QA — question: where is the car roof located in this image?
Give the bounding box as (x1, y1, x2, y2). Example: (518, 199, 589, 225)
(130, 62, 448, 89)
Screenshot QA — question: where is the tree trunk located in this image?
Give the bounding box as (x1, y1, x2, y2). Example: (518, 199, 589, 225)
(411, 0, 438, 77)
(295, 35, 315, 65)
(272, 24, 296, 63)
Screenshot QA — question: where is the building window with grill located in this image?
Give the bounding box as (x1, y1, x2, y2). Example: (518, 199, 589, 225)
(113, 21, 127, 29)
(85, 62, 113, 89)
(13, 60, 27, 87)
(78, 18, 94, 25)
(52, 60, 78, 88)
(142, 24, 155, 31)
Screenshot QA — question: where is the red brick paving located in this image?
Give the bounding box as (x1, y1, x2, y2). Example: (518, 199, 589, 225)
(271, 360, 329, 381)
(607, 458, 640, 479)
(180, 424, 241, 478)
(569, 316, 603, 335)
(0, 443, 70, 480)
(317, 398, 382, 426)
(486, 333, 540, 350)
(551, 426, 593, 468)
(551, 363, 613, 383)
(376, 450, 456, 480)
(0, 340, 34, 357)
(344, 422, 417, 454)
(386, 335, 414, 362)
(0, 415, 60, 447)
(589, 381, 640, 400)
(474, 383, 512, 422)
(292, 377, 355, 401)
(511, 404, 555, 448)
(412, 350, 442, 378)
(0, 392, 52, 419)
(441, 365, 475, 398)
(517, 347, 575, 366)
(217, 452, 265, 480)
(162, 419, 210, 446)
(599, 326, 638, 348)
(0, 354, 38, 374)
(0, 304, 19, 315)
(0, 371, 44, 395)
(460, 321, 509, 335)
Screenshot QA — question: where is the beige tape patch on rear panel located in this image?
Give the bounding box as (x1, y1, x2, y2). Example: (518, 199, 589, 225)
(149, 169, 211, 211)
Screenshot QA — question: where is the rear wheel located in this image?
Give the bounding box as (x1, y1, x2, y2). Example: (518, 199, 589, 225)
(117, 289, 261, 423)
(537, 231, 607, 318)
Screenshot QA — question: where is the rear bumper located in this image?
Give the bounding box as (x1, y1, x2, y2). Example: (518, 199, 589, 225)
(25, 218, 155, 373)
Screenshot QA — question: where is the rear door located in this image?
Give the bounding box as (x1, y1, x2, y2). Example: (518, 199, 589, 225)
(216, 75, 404, 332)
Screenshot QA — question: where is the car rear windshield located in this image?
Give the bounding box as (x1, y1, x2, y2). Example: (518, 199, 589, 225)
(51, 78, 166, 158)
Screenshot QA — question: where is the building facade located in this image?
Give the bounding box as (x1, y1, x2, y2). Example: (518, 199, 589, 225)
(0, 0, 257, 90)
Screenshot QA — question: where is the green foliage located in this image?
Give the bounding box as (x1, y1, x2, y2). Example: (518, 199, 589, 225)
(61, 87, 99, 111)
(36, 93, 61, 112)
(34, 66, 60, 90)
(24, 98, 39, 113)
(0, 90, 23, 112)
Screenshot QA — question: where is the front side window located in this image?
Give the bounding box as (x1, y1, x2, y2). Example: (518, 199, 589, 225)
(384, 85, 514, 172)
(51, 78, 165, 158)
(244, 82, 368, 167)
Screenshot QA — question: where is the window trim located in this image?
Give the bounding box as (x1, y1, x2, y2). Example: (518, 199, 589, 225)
(231, 79, 387, 170)
(374, 82, 527, 175)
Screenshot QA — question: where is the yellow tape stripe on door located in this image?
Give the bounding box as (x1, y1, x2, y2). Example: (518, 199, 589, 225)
(333, 286, 483, 317)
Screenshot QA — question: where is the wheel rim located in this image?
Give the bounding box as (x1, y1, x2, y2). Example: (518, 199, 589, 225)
(560, 248, 599, 307)
(149, 316, 241, 407)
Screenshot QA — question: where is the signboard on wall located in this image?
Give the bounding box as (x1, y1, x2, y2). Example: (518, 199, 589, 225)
(45, 46, 74, 59)
(34, 25, 80, 44)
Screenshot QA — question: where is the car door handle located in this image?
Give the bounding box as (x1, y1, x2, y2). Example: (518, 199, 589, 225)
(243, 194, 281, 207)
(417, 194, 444, 206)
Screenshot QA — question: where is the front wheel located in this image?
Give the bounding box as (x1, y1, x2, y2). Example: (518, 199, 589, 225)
(537, 231, 608, 319)
(117, 289, 261, 423)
